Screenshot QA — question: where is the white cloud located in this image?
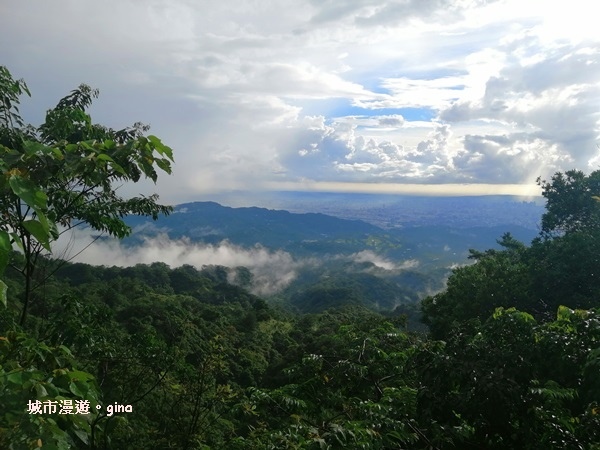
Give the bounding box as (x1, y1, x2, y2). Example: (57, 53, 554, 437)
(1, 0, 599, 200)
(377, 115, 405, 127)
(352, 250, 395, 270)
(351, 250, 418, 271)
(440, 37, 600, 179)
(53, 228, 306, 296)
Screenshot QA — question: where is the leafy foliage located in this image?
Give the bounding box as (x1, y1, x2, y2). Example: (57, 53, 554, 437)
(421, 233, 532, 338)
(239, 315, 420, 449)
(537, 169, 600, 235)
(0, 329, 102, 449)
(416, 307, 600, 449)
(1, 249, 599, 449)
(423, 224, 600, 337)
(0, 66, 173, 323)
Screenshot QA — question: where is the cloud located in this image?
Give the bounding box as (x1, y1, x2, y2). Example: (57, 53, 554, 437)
(452, 133, 571, 183)
(53, 229, 306, 296)
(1, 0, 599, 200)
(352, 250, 397, 270)
(440, 36, 600, 180)
(351, 250, 419, 271)
(377, 115, 405, 127)
(308, 0, 500, 28)
(277, 118, 460, 182)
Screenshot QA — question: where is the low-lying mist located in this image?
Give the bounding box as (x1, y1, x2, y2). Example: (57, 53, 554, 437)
(52, 228, 423, 298)
(53, 228, 308, 296)
(350, 250, 419, 271)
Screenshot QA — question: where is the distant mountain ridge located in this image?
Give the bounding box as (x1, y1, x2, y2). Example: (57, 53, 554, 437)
(195, 191, 545, 229)
(125, 201, 383, 253)
(118, 199, 541, 317)
(125, 200, 538, 260)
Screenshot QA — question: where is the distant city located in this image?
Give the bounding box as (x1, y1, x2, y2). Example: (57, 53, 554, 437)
(200, 191, 546, 231)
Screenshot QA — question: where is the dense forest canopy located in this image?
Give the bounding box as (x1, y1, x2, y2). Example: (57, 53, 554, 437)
(1, 67, 599, 449)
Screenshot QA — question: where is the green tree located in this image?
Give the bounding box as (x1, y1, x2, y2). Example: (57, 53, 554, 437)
(0, 329, 104, 449)
(422, 174, 600, 337)
(0, 66, 174, 324)
(528, 231, 600, 318)
(240, 314, 421, 449)
(422, 233, 531, 339)
(537, 169, 600, 236)
(416, 307, 600, 449)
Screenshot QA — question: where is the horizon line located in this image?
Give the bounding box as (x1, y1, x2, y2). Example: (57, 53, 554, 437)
(260, 181, 543, 197)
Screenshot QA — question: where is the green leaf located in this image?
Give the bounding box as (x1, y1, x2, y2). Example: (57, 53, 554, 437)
(10, 232, 24, 251)
(58, 345, 74, 358)
(68, 370, 95, 382)
(35, 382, 49, 398)
(96, 153, 114, 162)
(23, 219, 51, 251)
(69, 381, 86, 397)
(155, 158, 171, 174)
(9, 175, 47, 209)
(34, 209, 51, 234)
(0, 230, 10, 274)
(72, 427, 90, 445)
(148, 135, 174, 161)
(0, 279, 7, 308)
(557, 305, 574, 322)
(24, 140, 47, 156)
(51, 147, 64, 159)
(109, 160, 126, 175)
(6, 369, 23, 384)
(80, 141, 94, 151)
(492, 307, 506, 319)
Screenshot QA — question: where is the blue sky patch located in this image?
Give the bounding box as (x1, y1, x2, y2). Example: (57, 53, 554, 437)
(293, 98, 436, 122)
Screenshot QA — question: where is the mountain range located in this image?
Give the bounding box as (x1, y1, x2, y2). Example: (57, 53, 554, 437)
(116, 199, 541, 322)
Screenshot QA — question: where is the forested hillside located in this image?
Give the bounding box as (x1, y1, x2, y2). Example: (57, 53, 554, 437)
(2, 245, 600, 449)
(1, 67, 599, 449)
(123, 201, 539, 261)
(118, 201, 538, 322)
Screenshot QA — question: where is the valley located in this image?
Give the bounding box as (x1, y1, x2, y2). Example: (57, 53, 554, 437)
(110, 196, 542, 325)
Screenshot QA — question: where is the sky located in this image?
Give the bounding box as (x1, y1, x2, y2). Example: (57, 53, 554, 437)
(2, 0, 600, 203)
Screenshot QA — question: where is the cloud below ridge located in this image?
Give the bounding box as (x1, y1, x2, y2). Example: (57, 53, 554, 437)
(53, 229, 307, 296)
